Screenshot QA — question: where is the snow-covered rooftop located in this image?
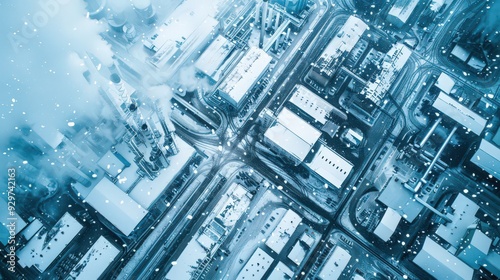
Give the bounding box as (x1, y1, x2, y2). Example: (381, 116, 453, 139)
(435, 72, 455, 94)
(373, 207, 401, 242)
(218, 47, 272, 107)
(85, 177, 148, 236)
(264, 107, 322, 164)
(265, 209, 302, 254)
(288, 240, 306, 265)
(471, 139, 500, 180)
(436, 193, 479, 248)
(68, 236, 120, 279)
(387, 0, 419, 27)
(432, 92, 486, 135)
(413, 237, 473, 280)
(236, 248, 274, 280)
(195, 35, 235, 81)
(267, 262, 294, 280)
(318, 246, 351, 280)
(129, 137, 196, 209)
(18, 213, 83, 272)
(306, 143, 353, 188)
(288, 85, 334, 125)
(97, 151, 126, 177)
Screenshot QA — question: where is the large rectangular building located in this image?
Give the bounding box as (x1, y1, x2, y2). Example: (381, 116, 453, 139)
(216, 47, 272, 108)
(129, 137, 196, 209)
(288, 85, 334, 125)
(68, 236, 120, 279)
(432, 92, 487, 135)
(143, 0, 223, 68)
(305, 143, 353, 188)
(236, 248, 274, 280)
(361, 43, 412, 104)
(18, 213, 83, 272)
(86, 177, 148, 236)
(470, 139, 500, 180)
(266, 209, 302, 254)
(195, 35, 235, 82)
(308, 16, 368, 86)
(264, 107, 322, 165)
(386, 0, 420, 28)
(318, 246, 351, 280)
(413, 237, 473, 280)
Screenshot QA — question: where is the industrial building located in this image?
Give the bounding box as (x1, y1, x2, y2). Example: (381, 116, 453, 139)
(267, 262, 294, 279)
(166, 184, 251, 279)
(307, 16, 368, 86)
(305, 143, 353, 188)
(413, 237, 474, 280)
(265, 209, 302, 254)
(373, 207, 402, 242)
(236, 248, 274, 280)
(450, 44, 487, 72)
(377, 176, 424, 222)
(470, 139, 500, 180)
(67, 236, 120, 279)
(457, 228, 492, 269)
(143, 0, 221, 68)
(317, 246, 351, 280)
(432, 92, 487, 135)
(287, 85, 335, 125)
(17, 213, 83, 273)
(195, 35, 236, 82)
(361, 43, 412, 104)
(433, 72, 455, 94)
(129, 138, 196, 209)
(85, 177, 148, 236)
(435, 193, 479, 248)
(264, 107, 322, 165)
(215, 47, 272, 108)
(386, 0, 420, 28)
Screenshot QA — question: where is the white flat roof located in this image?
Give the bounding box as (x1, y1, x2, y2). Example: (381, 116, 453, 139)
(236, 248, 274, 280)
(306, 143, 353, 188)
(432, 92, 486, 135)
(144, 0, 222, 66)
(69, 236, 120, 280)
(267, 262, 294, 280)
(288, 240, 306, 265)
(471, 139, 500, 180)
(436, 193, 479, 248)
(413, 237, 473, 280)
(264, 108, 322, 163)
(166, 238, 208, 280)
(435, 73, 455, 94)
(20, 219, 42, 241)
(387, 0, 419, 26)
(195, 35, 235, 80)
(373, 207, 401, 242)
(468, 56, 486, 71)
(129, 137, 195, 209)
(451, 45, 471, 62)
(318, 246, 351, 280)
(363, 43, 412, 103)
(17, 213, 83, 272)
(218, 47, 272, 107)
(288, 85, 334, 125)
(86, 177, 148, 236)
(266, 209, 302, 254)
(316, 16, 367, 75)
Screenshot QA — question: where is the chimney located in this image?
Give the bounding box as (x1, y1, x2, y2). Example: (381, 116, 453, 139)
(259, 0, 268, 48)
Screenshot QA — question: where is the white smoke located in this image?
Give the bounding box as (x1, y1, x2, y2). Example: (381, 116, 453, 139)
(0, 0, 114, 169)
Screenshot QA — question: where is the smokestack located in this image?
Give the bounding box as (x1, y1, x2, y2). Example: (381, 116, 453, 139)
(260, 0, 268, 48)
(255, 0, 261, 24)
(274, 12, 280, 51)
